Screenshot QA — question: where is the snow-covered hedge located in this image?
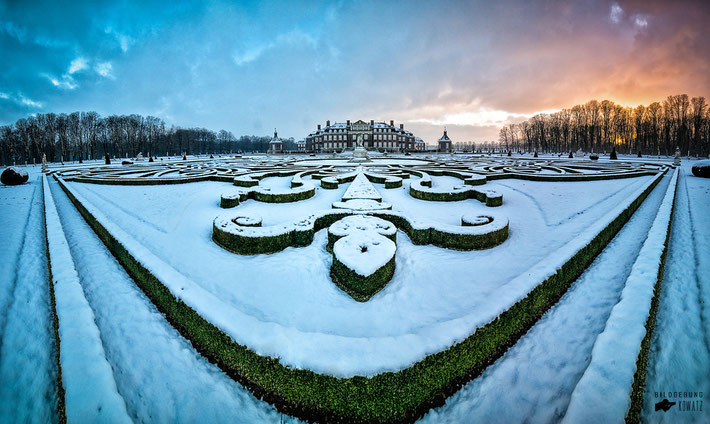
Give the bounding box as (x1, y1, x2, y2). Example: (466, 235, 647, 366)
(563, 168, 678, 424)
(55, 170, 667, 424)
(362, 171, 405, 188)
(320, 176, 339, 189)
(219, 183, 315, 206)
(410, 178, 503, 207)
(327, 215, 397, 248)
(331, 199, 393, 211)
(219, 190, 249, 208)
(233, 174, 259, 187)
(331, 230, 397, 302)
(213, 207, 509, 254)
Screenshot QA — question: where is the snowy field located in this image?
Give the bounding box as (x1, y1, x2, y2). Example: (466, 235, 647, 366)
(1, 155, 708, 423)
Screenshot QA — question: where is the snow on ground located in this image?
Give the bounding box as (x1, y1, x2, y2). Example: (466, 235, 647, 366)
(47, 179, 297, 424)
(64, 170, 656, 377)
(0, 167, 37, 341)
(563, 168, 678, 423)
(0, 168, 57, 423)
(43, 176, 132, 424)
(421, 171, 673, 424)
(642, 163, 710, 424)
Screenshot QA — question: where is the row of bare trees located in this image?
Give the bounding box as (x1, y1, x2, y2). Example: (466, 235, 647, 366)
(499, 95, 710, 157)
(0, 112, 296, 165)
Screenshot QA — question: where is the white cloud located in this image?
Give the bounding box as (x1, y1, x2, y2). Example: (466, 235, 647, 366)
(19, 94, 42, 108)
(0, 92, 42, 108)
(233, 45, 268, 66)
(95, 62, 114, 78)
(609, 3, 623, 24)
(68, 57, 88, 74)
(104, 27, 134, 52)
(410, 107, 559, 128)
(634, 15, 648, 28)
(42, 73, 77, 89)
(232, 30, 318, 66)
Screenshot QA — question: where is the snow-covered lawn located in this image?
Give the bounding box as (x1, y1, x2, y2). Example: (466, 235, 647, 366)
(62, 170, 655, 377)
(0, 168, 57, 423)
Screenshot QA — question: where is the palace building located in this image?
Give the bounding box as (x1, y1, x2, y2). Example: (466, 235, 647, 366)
(305, 120, 422, 153)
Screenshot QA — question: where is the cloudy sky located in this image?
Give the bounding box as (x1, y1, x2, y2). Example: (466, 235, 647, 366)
(1, 0, 709, 143)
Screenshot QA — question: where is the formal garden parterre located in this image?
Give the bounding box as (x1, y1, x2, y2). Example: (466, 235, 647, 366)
(43, 154, 675, 422)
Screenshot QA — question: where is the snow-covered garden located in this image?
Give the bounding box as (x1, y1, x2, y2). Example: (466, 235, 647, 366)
(1, 153, 708, 423)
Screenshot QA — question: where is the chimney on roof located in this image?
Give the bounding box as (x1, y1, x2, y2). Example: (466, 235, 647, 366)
(347, 120, 350, 126)
(390, 120, 394, 126)
(326, 120, 330, 127)
(317, 124, 321, 130)
(370, 120, 374, 125)
(400, 124, 404, 130)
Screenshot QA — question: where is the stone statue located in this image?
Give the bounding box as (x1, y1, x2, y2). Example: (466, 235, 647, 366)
(673, 147, 681, 166)
(350, 133, 370, 162)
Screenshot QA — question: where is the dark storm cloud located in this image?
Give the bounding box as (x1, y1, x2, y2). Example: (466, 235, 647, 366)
(1, 0, 709, 143)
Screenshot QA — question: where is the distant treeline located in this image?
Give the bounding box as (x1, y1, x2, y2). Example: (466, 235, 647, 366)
(0, 112, 297, 165)
(499, 94, 710, 156)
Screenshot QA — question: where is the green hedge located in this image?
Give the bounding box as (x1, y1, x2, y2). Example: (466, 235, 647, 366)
(220, 195, 241, 208)
(215, 209, 508, 255)
(321, 178, 339, 189)
(233, 176, 259, 187)
(252, 186, 315, 203)
(409, 181, 503, 207)
(385, 178, 403, 189)
(331, 254, 396, 302)
(429, 225, 508, 250)
(57, 171, 664, 424)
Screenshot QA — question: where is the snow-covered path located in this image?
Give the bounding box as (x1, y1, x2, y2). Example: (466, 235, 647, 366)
(0, 173, 57, 423)
(642, 165, 710, 423)
(48, 179, 297, 423)
(421, 172, 673, 423)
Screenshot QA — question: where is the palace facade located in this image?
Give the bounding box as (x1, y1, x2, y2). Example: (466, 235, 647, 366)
(305, 120, 424, 152)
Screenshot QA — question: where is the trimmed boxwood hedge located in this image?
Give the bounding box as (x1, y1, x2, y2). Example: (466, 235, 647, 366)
(327, 228, 397, 250)
(331, 253, 396, 302)
(625, 173, 677, 424)
(57, 171, 664, 424)
(384, 178, 403, 189)
(321, 177, 339, 189)
(214, 209, 508, 255)
(409, 180, 503, 207)
(252, 186, 315, 203)
(220, 194, 242, 208)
